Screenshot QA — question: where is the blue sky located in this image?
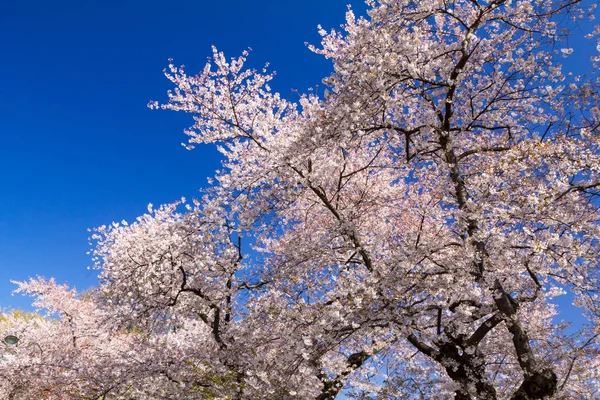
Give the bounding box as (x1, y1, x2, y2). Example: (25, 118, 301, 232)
(0, 0, 365, 310)
(0, 0, 597, 335)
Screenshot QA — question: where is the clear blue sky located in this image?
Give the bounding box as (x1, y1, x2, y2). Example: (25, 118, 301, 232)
(0, 0, 365, 310)
(0, 0, 596, 334)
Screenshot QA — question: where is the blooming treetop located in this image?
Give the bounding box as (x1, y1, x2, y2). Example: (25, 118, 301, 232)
(3, 0, 600, 399)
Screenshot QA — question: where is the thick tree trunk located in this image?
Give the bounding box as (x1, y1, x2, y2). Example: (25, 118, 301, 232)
(511, 369, 558, 400)
(439, 343, 498, 400)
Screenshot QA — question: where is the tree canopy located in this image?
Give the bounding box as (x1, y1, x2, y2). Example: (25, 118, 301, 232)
(2, 0, 600, 399)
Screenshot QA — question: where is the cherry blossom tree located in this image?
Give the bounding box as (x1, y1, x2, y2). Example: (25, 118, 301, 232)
(3, 0, 600, 399)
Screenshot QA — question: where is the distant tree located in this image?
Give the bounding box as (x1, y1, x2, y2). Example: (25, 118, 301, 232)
(3, 0, 600, 398)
